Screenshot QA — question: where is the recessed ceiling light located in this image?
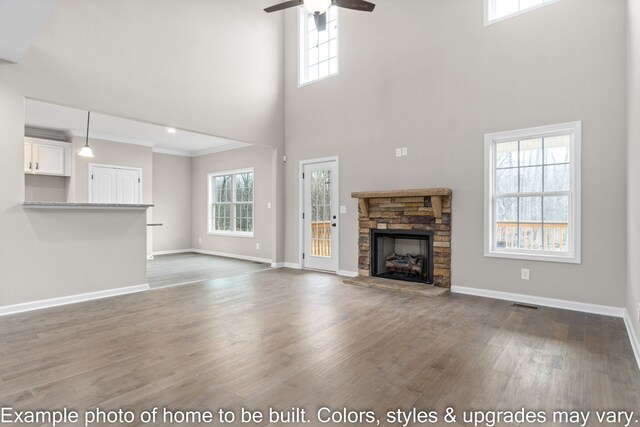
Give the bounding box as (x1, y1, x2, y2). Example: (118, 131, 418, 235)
(166, 127, 177, 134)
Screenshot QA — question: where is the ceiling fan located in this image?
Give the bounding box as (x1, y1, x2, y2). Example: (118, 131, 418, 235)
(264, 0, 375, 32)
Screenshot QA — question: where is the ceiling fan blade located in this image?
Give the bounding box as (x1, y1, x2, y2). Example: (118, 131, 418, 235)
(333, 0, 376, 12)
(314, 12, 327, 32)
(264, 0, 303, 13)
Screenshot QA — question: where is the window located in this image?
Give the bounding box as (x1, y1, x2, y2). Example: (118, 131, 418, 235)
(485, 0, 561, 25)
(208, 169, 254, 237)
(484, 122, 581, 263)
(299, 5, 338, 86)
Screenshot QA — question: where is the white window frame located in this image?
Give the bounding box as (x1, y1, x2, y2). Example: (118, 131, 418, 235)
(484, 121, 581, 264)
(299, 5, 339, 87)
(208, 168, 255, 238)
(484, 0, 562, 26)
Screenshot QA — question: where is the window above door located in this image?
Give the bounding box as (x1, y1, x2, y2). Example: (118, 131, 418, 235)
(485, 0, 562, 25)
(299, 5, 339, 86)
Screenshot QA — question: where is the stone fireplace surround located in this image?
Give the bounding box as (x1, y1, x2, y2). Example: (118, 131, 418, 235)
(352, 189, 452, 288)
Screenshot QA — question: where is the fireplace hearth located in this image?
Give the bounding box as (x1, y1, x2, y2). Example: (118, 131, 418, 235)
(352, 188, 452, 288)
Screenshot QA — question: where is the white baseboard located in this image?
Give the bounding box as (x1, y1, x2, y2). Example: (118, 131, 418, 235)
(337, 270, 358, 278)
(284, 262, 302, 269)
(152, 249, 194, 256)
(0, 284, 149, 317)
(193, 249, 272, 265)
(623, 309, 640, 372)
(271, 262, 285, 268)
(452, 286, 625, 318)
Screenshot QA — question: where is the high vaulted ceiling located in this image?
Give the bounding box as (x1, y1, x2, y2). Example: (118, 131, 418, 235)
(0, 0, 56, 63)
(6, 0, 285, 150)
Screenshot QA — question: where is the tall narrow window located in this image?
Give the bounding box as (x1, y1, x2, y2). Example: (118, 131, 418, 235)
(485, 122, 581, 263)
(299, 5, 338, 86)
(485, 0, 561, 24)
(209, 169, 254, 236)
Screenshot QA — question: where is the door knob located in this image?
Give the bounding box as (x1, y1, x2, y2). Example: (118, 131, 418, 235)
(331, 223, 337, 227)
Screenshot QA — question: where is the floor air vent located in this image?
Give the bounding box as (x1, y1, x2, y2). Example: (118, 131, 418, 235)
(512, 303, 539, 310)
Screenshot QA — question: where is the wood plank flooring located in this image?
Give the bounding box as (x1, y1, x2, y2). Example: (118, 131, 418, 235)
(1, 268, 639, 426)
(147, 253, 271, 288)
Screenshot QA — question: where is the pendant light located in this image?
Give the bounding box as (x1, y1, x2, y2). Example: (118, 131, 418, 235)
(78, 111, 94, 158)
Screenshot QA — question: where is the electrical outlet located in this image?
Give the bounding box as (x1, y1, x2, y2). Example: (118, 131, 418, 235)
(267, 202, 271, 209)
(198, 237, 202, 244)
(521, 268, 530, 280)
(402, 147, 408, 156)
(395, 148, 402, 157)
(256, 243, 260, 250)
(340, 205, 347, 214)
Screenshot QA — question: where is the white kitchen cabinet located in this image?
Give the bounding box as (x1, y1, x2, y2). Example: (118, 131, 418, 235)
(24, 142, 32, 173)
(24, 138, 71, 176)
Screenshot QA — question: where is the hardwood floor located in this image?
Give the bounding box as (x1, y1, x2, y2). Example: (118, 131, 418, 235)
(1, 268, 639, 426)
(147, 252, 271, 288)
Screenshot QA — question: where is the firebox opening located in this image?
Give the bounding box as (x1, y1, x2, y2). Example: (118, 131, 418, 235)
(371, 229, 434, 284)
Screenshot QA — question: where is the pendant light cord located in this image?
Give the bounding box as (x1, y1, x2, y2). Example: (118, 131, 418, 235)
(85, 111, 91, 147)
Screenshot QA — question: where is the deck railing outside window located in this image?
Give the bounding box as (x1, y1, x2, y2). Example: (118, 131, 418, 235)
(496, 221, 568, 252)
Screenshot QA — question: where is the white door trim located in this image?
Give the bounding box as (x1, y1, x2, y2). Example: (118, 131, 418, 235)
(88, 163, 143, 203)
(299, 156, 339, 271)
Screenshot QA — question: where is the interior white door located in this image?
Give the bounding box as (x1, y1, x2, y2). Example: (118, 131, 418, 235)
(90, 165, 141, 204)
(117, 169, 141, 204)
(91, 166, 118, 203)
(303, 160, 339, 272)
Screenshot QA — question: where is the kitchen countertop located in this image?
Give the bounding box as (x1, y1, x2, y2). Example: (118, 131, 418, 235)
(22, 201, 154, 209)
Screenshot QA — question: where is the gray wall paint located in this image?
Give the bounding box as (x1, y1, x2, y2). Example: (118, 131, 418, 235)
(272, 147, 286, 265)
(0, 75, 148, 307)
(0, 0, 286, 307)
(22, 0, 284, 149)
(627, 0, 640, 346)
(68, 136, 153, 204)
(192, 145, 274, 262)
(152, 153, 192, 252)
(25, 174, 68, 202)
(283, 0, 627, 307)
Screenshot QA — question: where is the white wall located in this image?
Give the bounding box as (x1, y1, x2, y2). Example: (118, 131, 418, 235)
(25, 175, 68, 202)
(68, 136, 153, 204)
(0, 0, 284, 307)
(23, 0, 284, 149)
(0, 76, 148, 307)
(627, 0, 640, 346)
(192, 145, 275, 262)
(283, 0, 628, 307)
(152, 152, 192, 252)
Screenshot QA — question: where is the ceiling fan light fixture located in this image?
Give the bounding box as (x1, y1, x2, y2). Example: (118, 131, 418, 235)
(304, 0, 331, 15)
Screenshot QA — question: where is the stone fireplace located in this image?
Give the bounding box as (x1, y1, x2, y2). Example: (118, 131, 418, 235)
(352, 189, 452, 288)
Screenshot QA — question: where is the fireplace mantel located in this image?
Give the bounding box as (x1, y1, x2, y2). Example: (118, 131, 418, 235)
(352, 188, 452, 219)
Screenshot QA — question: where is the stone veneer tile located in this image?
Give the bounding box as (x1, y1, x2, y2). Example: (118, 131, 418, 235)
(355, 193, 452, 288)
